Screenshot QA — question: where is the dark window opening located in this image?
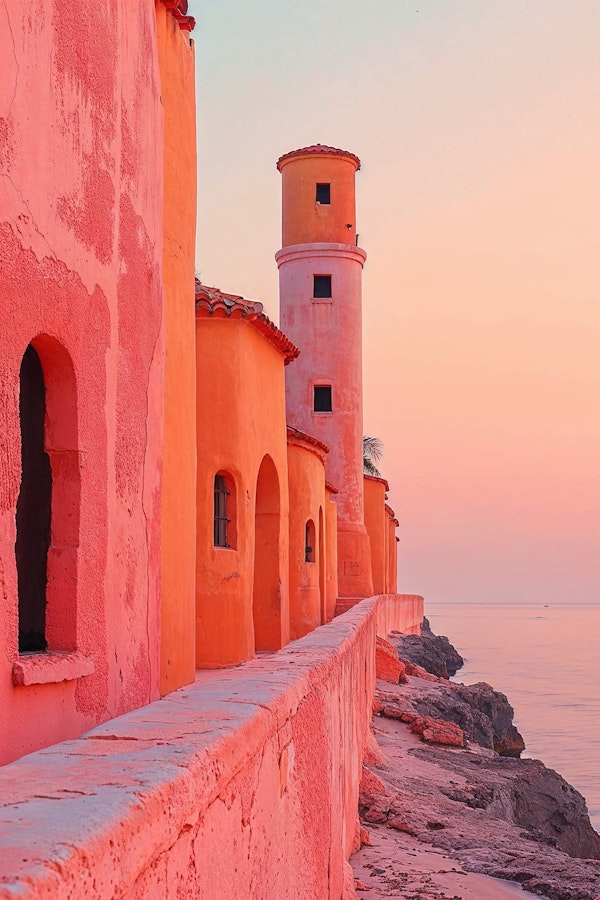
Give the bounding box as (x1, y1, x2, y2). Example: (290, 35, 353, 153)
(316, 183, 330, 204)
(214, 474, 230, 547)
(313, 275, 332, 298)
(314, 385, 332, 413)
(16, 345, 52, 653)
(305, 520, 316, 563)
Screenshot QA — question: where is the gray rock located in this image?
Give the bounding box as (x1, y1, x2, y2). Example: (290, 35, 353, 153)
(390, 616, 464, 679)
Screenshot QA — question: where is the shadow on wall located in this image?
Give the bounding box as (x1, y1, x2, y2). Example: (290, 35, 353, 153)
(253, 454, 282, 651)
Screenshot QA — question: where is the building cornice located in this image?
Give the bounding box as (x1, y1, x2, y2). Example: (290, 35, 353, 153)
(364, 473, 390, 492)
(276, 144, 361, 172)
(160, 0, 195, 32)
(287, 426, 329, 464)
(275, 243, 367, 268)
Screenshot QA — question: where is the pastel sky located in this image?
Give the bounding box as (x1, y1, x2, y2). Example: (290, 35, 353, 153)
(187, 1, 600, 606)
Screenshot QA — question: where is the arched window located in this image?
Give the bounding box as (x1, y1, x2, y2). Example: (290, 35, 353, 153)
(214, 472, 236, 548)
(15, 336, 80, 657)
(16, 345, 51, 652)
(305, 519, 316, 563)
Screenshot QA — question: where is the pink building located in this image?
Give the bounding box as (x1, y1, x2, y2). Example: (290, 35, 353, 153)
(0, 0, 188, 765)
(277, 145, 374, 607)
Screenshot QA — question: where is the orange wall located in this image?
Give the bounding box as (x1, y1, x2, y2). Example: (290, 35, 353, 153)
(324, 489, 339, 622)
(388, 514, 399, 594)
(287, 436, 327, 640)
(279, 153, 359, 247)
(195, 317, 290, 667)
(156, 4, 198, 695)
(364, 476, 388, 596)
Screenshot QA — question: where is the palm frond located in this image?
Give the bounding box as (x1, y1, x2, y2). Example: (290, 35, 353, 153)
(363, 435, 383, 477)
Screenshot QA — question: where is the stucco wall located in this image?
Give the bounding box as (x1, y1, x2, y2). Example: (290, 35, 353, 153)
(0, 1, 164, 764)
(195, 316, 290, 667)
(364, 476, 388, 595)
(325, 488, 339, 620)
(376, 593, 424, 637)
(287, 434, 327, 639)
(0, 594, 427, 899)
(157, 4, 198, 695)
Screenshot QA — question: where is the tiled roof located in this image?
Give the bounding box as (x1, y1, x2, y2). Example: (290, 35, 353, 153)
(325, 481, 338, 495)
(195, 282, 300, 365)
(287, 426, 329, 456)
(276, 144, 361, 171)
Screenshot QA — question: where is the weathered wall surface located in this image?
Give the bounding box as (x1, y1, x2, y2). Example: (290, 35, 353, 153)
(195, 316, 290, 667)
(156, 4, 198, 695)
(376, 593, 424, 637)
(0, 594, 427, 899)
(0, 2, 164, 763)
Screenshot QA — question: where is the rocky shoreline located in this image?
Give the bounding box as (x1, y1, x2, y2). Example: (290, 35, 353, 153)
(351, 622, 600, 900)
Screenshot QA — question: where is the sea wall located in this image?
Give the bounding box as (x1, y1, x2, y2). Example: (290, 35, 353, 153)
(0, 594, 422, 899)
(376, 593, 424, 638)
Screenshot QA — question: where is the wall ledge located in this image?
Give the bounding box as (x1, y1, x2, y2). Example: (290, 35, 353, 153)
(0, 595, 423, 897)
(12, 651, 95, 686)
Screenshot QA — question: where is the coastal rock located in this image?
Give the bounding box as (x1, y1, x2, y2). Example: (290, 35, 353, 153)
(379, 636, 525, 757)
(406, 677, 525, 757)
(401, 658, 439, 681)
(375, 636, 408, 684)
(408, 715, 465, 747)
(359, 672, 600, 900)
(390, 616, 464, 678)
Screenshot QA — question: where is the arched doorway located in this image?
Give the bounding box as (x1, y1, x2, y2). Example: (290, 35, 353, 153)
(253, 455, 282, 651)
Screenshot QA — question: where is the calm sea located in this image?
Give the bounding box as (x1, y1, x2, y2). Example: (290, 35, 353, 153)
(425, 600, 600, 833)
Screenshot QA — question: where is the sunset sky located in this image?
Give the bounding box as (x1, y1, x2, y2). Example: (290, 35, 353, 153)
(187, 1, 599, 607)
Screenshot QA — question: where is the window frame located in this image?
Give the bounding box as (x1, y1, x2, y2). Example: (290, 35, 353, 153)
(313, 274, 332, 299)
(315, 183, 331, 205)
(313, 385, 333, 413)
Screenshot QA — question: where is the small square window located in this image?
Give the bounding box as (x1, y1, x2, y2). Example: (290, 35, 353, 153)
(314, 385, 332, 412)
(313, 275, 332, 298)
(316, 183, 330, 204)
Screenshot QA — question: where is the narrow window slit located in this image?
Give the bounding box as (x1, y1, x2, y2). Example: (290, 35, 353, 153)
(16, 345, 52, 653)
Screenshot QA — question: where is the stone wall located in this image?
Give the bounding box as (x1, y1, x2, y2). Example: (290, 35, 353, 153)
(0, 594, 422, 899)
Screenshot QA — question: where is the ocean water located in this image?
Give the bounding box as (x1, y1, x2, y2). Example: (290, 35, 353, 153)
(424, 600, 600, 833)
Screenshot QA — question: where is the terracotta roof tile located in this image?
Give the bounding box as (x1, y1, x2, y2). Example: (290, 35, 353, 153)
(276, 144, 361, 171)
(287, 426, 329, 456)
(195, 282, 300, 365)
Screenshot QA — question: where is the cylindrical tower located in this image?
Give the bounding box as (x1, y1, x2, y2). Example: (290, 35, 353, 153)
(276, 144, 373, 603)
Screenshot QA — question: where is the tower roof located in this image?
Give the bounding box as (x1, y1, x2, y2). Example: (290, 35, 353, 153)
(276, 144, 361, 172)
(195, 281, 300, 365)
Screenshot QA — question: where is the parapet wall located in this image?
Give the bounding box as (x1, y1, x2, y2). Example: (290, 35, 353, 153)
(0, 594, 423, 899)
(376, 593, 424, 638)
